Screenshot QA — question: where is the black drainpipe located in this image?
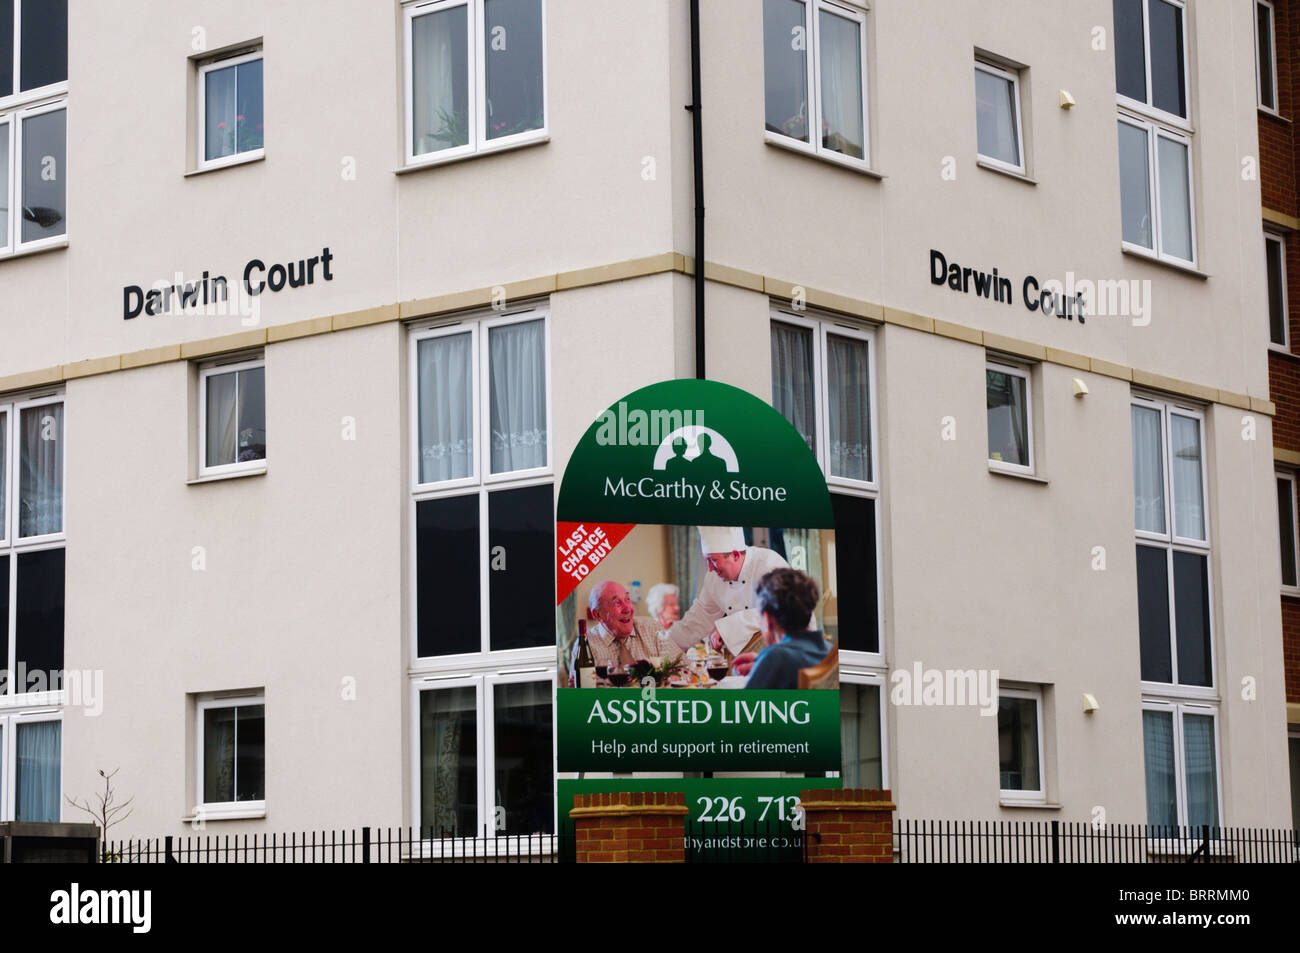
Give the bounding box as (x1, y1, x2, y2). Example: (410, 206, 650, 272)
(687, 0, 705, 380)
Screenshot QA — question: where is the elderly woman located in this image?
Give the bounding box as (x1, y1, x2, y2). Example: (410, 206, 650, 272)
(733, 568, 829, 690)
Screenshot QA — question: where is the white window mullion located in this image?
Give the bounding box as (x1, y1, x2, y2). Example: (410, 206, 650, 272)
(475, 675, 488, 838)
(470, 0, 483, 151)
(1171, 704, 1188, 829)
(481, 676, 496, 838)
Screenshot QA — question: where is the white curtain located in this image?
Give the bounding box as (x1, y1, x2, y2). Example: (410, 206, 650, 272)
(1131, 406, 1165, 534)
(489, 320, 547, 473)
(16, 721, 61, 822)
(421, 687, 476, 836)
(19, 404, 62, 537)
(818, 10, 864, 159)
(0, 123, 8, 226)
(840, 685, 881, 789)
(418, 333, 474, 482)
(413, 7, 466, 154)
(1169, 415, 1204, 540)
(0, 412, 7, 533)
(1182, 714, 1218, 829)
(827, 334, 870, 482)
(206, 374, 238, 468)
(203, 708, 236, 803)
(1142, 710, 1178, 829)
(771, 322, 816, 452)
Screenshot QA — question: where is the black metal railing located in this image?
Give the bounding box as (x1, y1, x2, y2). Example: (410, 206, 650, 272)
(105, 827, 562, 863)
(893, 820, 1300, 863)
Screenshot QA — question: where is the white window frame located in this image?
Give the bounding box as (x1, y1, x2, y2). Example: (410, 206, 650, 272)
(838, 669, 888, 790)
(195, 693, 266, 821)
(1, 97, 68, 259)
(198, 356, 267, 478)
(1116, 0, 1192, 132)
(997, 684, 1046, 804)
(1278, 470, 1299, 594)
(0, 708, 61, 822)
(402, 0, 550, 170)
(196, 50, 265, 173)
(1257, 0, 1279, 114)
(973, 59, 1025, 175)
(1132, 394, 1216, 699)
(1118, 112, 1197, 266)
(985, 358, 1034, 475)
(770, 306, 884, 670)
(6, 393, 66, 547)
(408, 668, 556, 852)
(1140, 698, 1223, 831)
(408, 305, 554, 671)
(1266, 230, 1288, 351)
(763, 0, 871, 172)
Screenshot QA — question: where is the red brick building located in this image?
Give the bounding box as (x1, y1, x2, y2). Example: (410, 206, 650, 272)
(1256, 0, 1300, 828)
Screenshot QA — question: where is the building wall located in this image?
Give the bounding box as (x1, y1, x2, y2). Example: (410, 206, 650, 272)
(0, 0, 1292, 835)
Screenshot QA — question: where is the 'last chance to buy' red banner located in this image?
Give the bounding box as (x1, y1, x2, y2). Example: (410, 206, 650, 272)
(556, 521, 635, 604)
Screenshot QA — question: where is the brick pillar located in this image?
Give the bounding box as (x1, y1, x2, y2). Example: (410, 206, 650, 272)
(800, 788, 897, 863)
(570, 792, 688, 863)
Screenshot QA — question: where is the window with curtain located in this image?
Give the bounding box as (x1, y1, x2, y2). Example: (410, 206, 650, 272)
(199, 51, 264, 167)
(406, 0, 547, 164)
(410, 307, 555, 844)
(840, 681, 883, 788)
(1, 0, 67, 257)
(200, 701, 265, 807)
(762, 0, 869, 167)
(14, 719, 60, 822)
(997, 689, 1043, 798)
(1132, 396, 1211, 689)
(201, 359, 266, 475)
(1113, 0, 1196, 264)
(1, 396, 65, 708)
(1142, 704, 1220, 829)
(770, 311, 879, 657)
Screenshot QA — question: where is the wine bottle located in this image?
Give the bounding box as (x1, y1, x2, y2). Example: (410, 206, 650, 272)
(575, 620, 596, 688)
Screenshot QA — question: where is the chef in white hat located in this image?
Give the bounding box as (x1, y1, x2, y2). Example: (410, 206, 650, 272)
(668, 526, 790, 656)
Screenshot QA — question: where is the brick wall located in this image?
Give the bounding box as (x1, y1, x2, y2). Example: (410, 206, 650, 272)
(800, 788, 897, 863)
(1264, 0, 1300, 706)
(569, 791, 687, 863)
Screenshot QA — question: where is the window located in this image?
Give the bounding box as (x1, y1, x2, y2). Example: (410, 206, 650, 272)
(414, 672, 553, 839)
(998, 685, 1044, 802)
(404, 0, 547, 167)
(196, 694, 265, 820)
(1257, 0, 1278, 112)
(1113, 0, 1196, 265)
(763, 0, 869, 169)
(974, 60, 1024, 174)
(1142, 701, 1220, 829)
(197, 50, 264, 170)
(408, 306, 554, 843)
(1, 0, 68, 257)
(1131, 396, 1212, 690)
(770, 309, 880, 657)
(840, 675, 886, 788)
(0, 712, 61, 822)
(1266, 231, 1287, 348)
(986, 359, 1033, 472)
(1278, 471, 1298, 591)
(0, 390, 64, 823)
(199, 357, 266, 477)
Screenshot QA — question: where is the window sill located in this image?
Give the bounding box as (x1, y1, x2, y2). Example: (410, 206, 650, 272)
(999, 798, 1060, 810)
(1282, 587, 1300, 600)
(1268, 344, 1298, 359)
(0, 238, 69, 263)
(1120, 246, 1209, 279)
(989, 464, 1047, 485)
(976, 158, 1036, 184)
(396, 134, 549, 175)
(185, 151, 266, 177)
(1259, 106, 1289, 123)
(187, 465, 267, 485)
(183, 805, 266, 822)
(764, 133, 884, 179)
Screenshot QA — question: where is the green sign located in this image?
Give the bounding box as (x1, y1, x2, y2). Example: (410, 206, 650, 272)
(557, 688, 841, 771)
(559, 777, 841, 863)
(557, 379, 834, 527)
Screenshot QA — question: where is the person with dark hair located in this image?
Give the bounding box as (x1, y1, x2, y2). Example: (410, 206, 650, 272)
(734, 568, 831, 690)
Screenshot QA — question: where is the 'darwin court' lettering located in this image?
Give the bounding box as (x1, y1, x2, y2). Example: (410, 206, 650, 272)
(123, 246, 334, 319)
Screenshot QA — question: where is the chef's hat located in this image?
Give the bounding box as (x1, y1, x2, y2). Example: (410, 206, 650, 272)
(698, 526, 746, 556)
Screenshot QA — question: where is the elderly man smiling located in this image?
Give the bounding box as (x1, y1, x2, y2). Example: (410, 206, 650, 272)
(586, 580, 675, 669)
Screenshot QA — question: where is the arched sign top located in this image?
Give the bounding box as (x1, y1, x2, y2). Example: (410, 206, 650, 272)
(557, 379, 834, 527)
